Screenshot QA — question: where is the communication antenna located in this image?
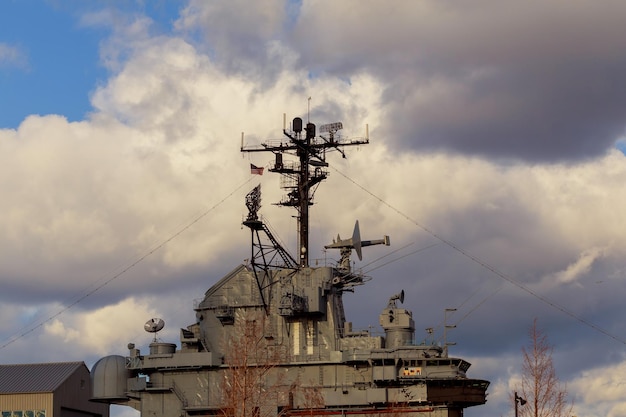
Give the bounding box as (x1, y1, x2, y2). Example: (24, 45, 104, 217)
(443, 308, 457, 356)
(307, 97, 311, 122)
(241, 114, 369, 267)
(387, 289, 405, 308)
(144, 318, 165, 342)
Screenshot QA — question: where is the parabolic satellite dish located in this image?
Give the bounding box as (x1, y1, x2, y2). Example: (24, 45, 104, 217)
(144, 318, 165, 333)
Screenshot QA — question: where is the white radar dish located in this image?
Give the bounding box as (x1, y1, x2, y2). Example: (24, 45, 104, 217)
(144, 318, 165, 333)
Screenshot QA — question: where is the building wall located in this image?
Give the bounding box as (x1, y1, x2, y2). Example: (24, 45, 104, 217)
(1, 364, 108, 417)
(53, 365, 109, 417)
(0, 392, 52, 416)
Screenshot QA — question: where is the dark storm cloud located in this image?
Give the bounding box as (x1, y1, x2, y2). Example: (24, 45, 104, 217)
(383, 55, 626, 162)
(291, 0, 626, 162)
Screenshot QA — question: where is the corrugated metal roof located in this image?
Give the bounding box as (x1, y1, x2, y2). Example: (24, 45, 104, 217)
(0, 361, 85, 394)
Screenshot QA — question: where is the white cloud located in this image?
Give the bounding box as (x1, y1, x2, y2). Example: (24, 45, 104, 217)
(43, 297, 161, 356)
(0, 43, 27, 69)
(176, 0, 285, 38)
(2, 24, 626, 331)
(175, 0, 287, 75)
(569, 359, 626, 417)
(544, 247, 607, 287)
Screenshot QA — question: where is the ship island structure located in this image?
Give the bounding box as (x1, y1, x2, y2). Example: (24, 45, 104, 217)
(91, 116, 490, 417)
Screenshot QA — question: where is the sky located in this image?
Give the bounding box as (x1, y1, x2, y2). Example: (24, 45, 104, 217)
(1, 1, 626, 416)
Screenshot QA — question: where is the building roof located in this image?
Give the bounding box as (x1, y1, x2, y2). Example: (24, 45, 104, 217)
(0, 361, 86, 394)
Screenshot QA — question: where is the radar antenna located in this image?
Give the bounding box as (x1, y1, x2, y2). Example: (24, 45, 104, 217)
(241, 115, 369, 267)
(144, 318, 165, 342)
(242, 184, 298, 313)
(387, 290, 405, 308)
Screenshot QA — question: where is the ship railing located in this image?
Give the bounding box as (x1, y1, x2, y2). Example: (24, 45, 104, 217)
(290, 345, 334, 363)
(125, 356, 142, 369)
(384, 338, 442, 347)
(338, 325, 385, 338)
(170, 381, 189, 408)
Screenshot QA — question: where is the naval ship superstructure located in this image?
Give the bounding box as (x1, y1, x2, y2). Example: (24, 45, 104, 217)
(91, 116, 490, 417)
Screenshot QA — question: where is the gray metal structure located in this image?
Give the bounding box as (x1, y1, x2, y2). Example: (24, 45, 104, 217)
(91, 116, 490, 417)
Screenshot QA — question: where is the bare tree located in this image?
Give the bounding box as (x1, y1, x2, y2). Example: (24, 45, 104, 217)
(219, 312, 280, 417)
(516, 318, 572, 417)
(219, 311, 323, 417)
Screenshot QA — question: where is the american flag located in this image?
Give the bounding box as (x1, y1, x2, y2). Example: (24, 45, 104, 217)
(250, 164, 264, 175)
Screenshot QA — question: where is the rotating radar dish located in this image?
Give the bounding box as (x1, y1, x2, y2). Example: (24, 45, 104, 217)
(144, 318, 165, 333)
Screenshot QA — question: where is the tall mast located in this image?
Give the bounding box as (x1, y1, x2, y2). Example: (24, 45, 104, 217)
(241, 116, 369, 267)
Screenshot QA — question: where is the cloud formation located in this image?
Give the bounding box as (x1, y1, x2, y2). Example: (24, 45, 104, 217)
(2, 2, 626, 417)
(290, 0, 626, 162)
(0, 43, 27, 68)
